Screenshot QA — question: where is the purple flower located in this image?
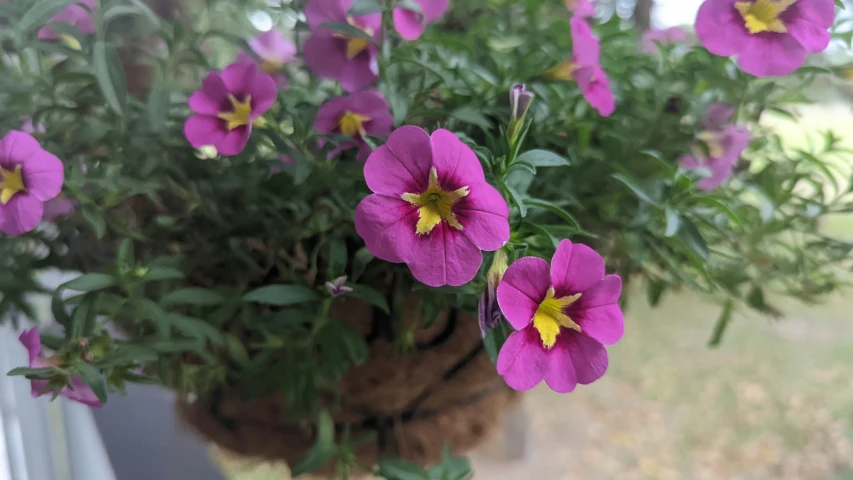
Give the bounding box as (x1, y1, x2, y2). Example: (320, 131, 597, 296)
(509, 84, 535, 122)
(565, 0, 596, 18)
(19, 328, 102, 408)
(642, 26, 688, 53)
(678, 103, 751, 191)
(695, 0, 835, 77)
(325, 276, 354, 297)
(548, 18, 614, 116)
(236, 30, 296, 89)
(304, 0, 382, 92)
(392, 0, 449, 41)
(42, 195, 77, 222)
(314, 91, 394, 161)
(37, 0, 97, 50)
(184, 62, 277, 156)
(0, 131, 65, 236)
(20, 117, 46, 136)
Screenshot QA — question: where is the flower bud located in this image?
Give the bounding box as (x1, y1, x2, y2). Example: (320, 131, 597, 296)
(478, 249, 509, 337)
(509, 84, 535, 122)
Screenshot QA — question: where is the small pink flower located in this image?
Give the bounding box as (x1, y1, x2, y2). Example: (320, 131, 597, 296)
(496, 240, 623, 393)
(42, 195, 76, 222)
(184, 62, 276, 156)
(548, 18, 614, 116)
(20, 117, 46, 136)
(37, 0, 96, 47)
(325, 276, 353, 297)
(0, 131, 64, 236)
(678, 103, 751, 191)
(393, 0, 449, 41)
(642, 26, 689, 53)
(304, 0, 382, 92)
(19, 328, 102, 408)
(314, 91, 393, 161)
(565, 0, 596, 17)
(236, 30, 296, 89)
(695, 0, 835, 77)
(355, 126, 510, 287)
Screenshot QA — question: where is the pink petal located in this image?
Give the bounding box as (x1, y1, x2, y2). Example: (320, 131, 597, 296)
(720, 125, 751, 162)
(414, 0, 449, 21)
(497, 256, 551, 330)
(576, 66, 615, 117)
(542, 336, 578, 393)
(245, 71, 277, 118)
(189, 72, 229, 115)
(314, 95, 349, 134)
(737, 34, 806, 77)
(184, 115, 224, 149)
(695, 157, 734, 191)
(455, 182, 510, 251)
(249, 30, 297, 63)
(303, 32, 378, 92)
(570, 17, 600, 67)
(496, 327, 547, 391)
(550, 240, 605, 297)
(305, 0, 350, 29)
(695, 0, 749, 57)
(363, 125, 432, 196)
(702, 103, 735, 131)
(406, 224, 482, 287)
(18, 328, 42, 364)
(22, 149, 64, 201)
(786, 17, 831, 53)
(63, 376, 103, 408)
(351, 91, 393, 135)
(220, 62, 257, 99)
(354, 12, 383, 33)
(354, 194, 419, 263)
(429, 129, 486, 188)
(563, 332, 609, 385)
(393, 8, 426, 41)
(42, 195, 77, 222)
(678, 153, 701, 170)
(31, 379, 51, 398)
(570, 275, 624, 345)
(215, 127, 253, 156)
(0, 131, 41, 166)
(0, 194, 44, 236)
(791, 0, 836, 28)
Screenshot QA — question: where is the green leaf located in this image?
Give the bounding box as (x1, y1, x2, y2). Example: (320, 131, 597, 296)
(224, 334, 250, 367)
(348, 0, 383, 16)
(92, 41, 126, 116)
(70, 293, 98, 338)
(326, 237, 348, 279)
(664, 208, 681, 237)
(82, 208, 106, 239)
(611, 173, 661, 207)
(61, 273, 116, 292)
(427, 445, 472, 480)
(140, 266, 185, 283)
(678, 218, 709, 260)
(396, 0, 424, 19)
(18, 0, 72, 35)
(290, 411, 337, 476)
(345, 285, 389, 314)
(243, 285, 320, 306)
(483, 321, 510, 364)
(6, 366, 60, 377)
(377, 458, 429, 480)
(693, 196, 744, 228)
(352, 248, 374, 282)
(523, 199, 581, 229)
(117, 239, 134, 270)
(318, 22, 376, 43)
(515, 149, 570, 168)
(77, 364, 108, 404)
(169, 314, 224, 344)
(506, 185, 528, 217)
(450, 107, 492, 131)
(161, 288, 226, 306)
(707, 300, 734, 348)
(835, 0, 845, 9)
(147, 76, 170, 133)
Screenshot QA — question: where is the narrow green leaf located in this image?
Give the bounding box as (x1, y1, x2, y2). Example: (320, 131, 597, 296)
(117, 238, 134, 269)
(326, 237, 348, 279)
(664, 208, 681, 237)
(82, 208, 106, 238)
(318, 21, 376, 43)
(377, 458, 429, 480)
(6, 366, 59, 377)
(77, 364, 108, 404)
(243, 285, 320, 306)
(61, 273, 116, 292)
(290, 411, 337, 476)
(19, 0, 72, 35)
(506, 186, 528, 217)
(678, 218, 709, 260)
(345, 285, 389, 314)
(92, 41, 126, 115)
(450, 107, 492, 131)
(611, 173, 661, 207)
(70, 293, 98, 338)
(161, 288, 226, 306)
(523, 199, 581, 229)
(348, 0, 383, 16)
(140, 266, 185, 283)
(707, 300, 734, 348)
(169, 314, 225, 344)
(515, 149, 570, 168)
(147, 76, 170, 133)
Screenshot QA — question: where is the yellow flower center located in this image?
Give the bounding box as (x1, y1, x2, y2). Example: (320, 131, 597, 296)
(0, 164, 25, 205)
(735, 0, 796, 34)
(259, 59, 283, 74)
(401, 167, 469, 235)
(533, 287, 582, 349)
(336, 17, 374, 60)
(338, 110, 370, 137)
(694, 131, 726, 159)
(217, 94, 253, 131)
(546, 61, 581, 81)
(58, 33, 82, 51)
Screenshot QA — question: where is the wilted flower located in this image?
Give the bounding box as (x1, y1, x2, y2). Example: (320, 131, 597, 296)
(37, 0, 96, 50)
(641, 26, 688, 53)
(325, 276, 354, 297)
(236, 30, 296, 89)
(678, 103, 751, 191)
(392, 0, 449, 41)
(19, 328, 102, 408)
(479, 249, 508, 337)
(496, 240, 623, 393)
(304, 0, 382, 92)
(695, 0, 834, 77)
(355, 126, 510, 287)
(42, 195, 77, 222)
(184, 62, 276, 156)
(0, 131, 65, 236)
(314, 91, 394, 161)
